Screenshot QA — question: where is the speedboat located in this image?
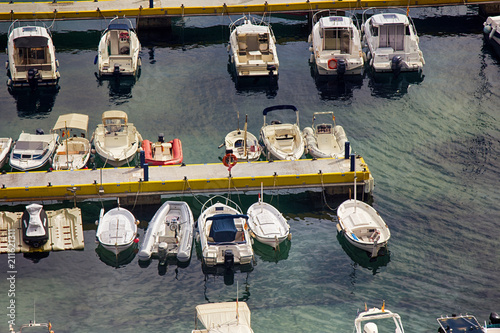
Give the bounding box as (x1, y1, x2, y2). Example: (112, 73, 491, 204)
(0, 138, 13, 169)
(95, 205, 138, 254)
(336, 174, 390, 258)
(9, 129, 59, 171)
(92, 110, 142, 167)
(483, 16, 500, 58)
(354, 304, 405, 333)
(437, 313, 500, 333)
(5, 20, 60, 89)
(308, 10, 364, 76)
(246, 188, 290, 248)
(192, 302, 254, 333)
(197, 196, 254, 268)
(10, 320, 55, 333)
(228, 14, 279, 78)
(51, 113, 91, 170)
(260, 105, 304, 161)
(96, 17, 141, 77)
(141, 134, 183, 166)
(303, 111, 350, 159)
(21, 203, 49, 248)
(138, 201, 195, 263)
(362, 9, 425, 75)
(221, 114, 261, 162)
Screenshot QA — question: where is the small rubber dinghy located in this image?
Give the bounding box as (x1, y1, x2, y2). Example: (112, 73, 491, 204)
(303, 111, 350, 159)
(141, 134, 183, 166)
(21, 203, 49, 248)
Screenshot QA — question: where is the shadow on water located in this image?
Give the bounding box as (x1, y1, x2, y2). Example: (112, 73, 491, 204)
(95, 73, 139, 105)
(95, 242, 138, 268)
(138, 250, 192, 276)
(23, 251, 51, 263)
(367, 70, 425, 99)
(227, 62, 278, 98)
(336, 232, 390, 275)
(252, 238, 291, 263)
(310, 65, 364, 100)
(9, 85, 60, 118)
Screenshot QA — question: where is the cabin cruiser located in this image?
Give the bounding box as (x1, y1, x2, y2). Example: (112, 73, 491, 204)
(9, 129, 59, 171)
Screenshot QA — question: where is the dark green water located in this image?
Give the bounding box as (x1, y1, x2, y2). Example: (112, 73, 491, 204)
(0, 6, 499, 332)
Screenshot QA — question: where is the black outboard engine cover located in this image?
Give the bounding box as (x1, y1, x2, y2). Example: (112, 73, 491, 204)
(27, 68, 39, 90)
(267, 64, 277, 77)
(113, 64, 121, 76)
(35, 128, 44, 135)
(158, 133, 165, 143)
(21, 204, 49, 248)
(337, 59, 347, 77)
(391, 56, 403, 76)
(490, 312, 500, 325)
(224, 249, 234, 270)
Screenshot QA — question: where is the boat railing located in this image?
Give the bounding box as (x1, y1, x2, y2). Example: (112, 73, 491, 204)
(8, 19, 51, 37)
(102, 16, 136, 37)
(200, 195, 243, 215)
(229, 13, 272, 34)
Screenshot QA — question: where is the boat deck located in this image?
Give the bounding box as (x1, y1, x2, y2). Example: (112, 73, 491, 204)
(0, 207, 84, 253)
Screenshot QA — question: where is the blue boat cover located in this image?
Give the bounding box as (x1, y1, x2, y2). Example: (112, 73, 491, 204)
(207, 214, 247, 243)
(108, 23, 130, 31)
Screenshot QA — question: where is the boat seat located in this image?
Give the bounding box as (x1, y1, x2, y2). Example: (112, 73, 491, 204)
(57, 150, 86, 155)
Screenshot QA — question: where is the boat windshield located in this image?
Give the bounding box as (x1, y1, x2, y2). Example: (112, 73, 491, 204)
(105, 118, 125, 133)
(379, 24, 405, 51)
(323, 28, 351, 53)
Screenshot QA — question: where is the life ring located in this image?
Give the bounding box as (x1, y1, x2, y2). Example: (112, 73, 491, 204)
(223, 153, 237, 168)
(328, 58, 337, 70)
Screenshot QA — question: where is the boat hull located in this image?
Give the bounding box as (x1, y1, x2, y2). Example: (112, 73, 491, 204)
(9, 132, 59, 171)
(96, 207, 138, 255)
(52, 137, 91, 170)
(141, 138, 183, 166)
(260, 124, 304, 161)
(224, 130, 261, 161)
(0, 138, 13, 169)
(247, 201, 290, 248)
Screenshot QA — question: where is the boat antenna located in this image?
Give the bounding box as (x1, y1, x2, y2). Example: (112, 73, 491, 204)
(353, 168, 357, 213)
(237, 112, 240, 134)
(244, 114, 248, 159)
(236, 281, 239, 324)
(260, 182, 264, 212)
(33, 299, 36, 324)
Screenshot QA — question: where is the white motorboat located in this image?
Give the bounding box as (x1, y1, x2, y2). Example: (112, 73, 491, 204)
(192, 301, 254, 333)
(247, 194, 290, 249)
(96, 17, 141, 77)
(197, 196, 254, 268)
(9, 129, 59, 171)
(96, 205, 138, 254)
(10, 319, 55, 333)
(483, 16, 500, 59)
(303, 111, 350, 159)
(51, 113, 91, 170)
(0, 138, 13, 169)
(354, 304, 405, 333)
(308, 11, 364, 76)
(336, 174, 390, 257)
(228, 14, 279, 78)
(138, 201, 195, 263)
(5, 20, 60, 89)
(437, 313, 500, 333)
(221, 114, 261, 162)
(362, 9, 425, 74)
(92, 110, 142, 167)
(260, 105, 304, 161)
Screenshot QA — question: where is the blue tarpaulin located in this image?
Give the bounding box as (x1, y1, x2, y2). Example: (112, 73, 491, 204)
(207, 214, 247, 242)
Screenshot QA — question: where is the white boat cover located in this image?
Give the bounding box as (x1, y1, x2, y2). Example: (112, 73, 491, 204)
(196, 302, 252, 333)
(53, 113, 89, 131)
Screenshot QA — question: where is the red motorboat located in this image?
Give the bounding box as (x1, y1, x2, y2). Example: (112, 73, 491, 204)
(141, 134, 183, 166)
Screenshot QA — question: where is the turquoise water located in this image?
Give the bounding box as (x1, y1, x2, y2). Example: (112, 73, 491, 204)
(1, 6, 500, 332)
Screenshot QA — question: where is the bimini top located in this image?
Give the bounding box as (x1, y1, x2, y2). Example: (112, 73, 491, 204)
(11, 26, 50, 48)
(53, 113, 89, 132)
(102, 110, 128, 123)
(262, 104, 298, 115)
(195, 302, 252, 332)
(320, 16, 353, 29)
(369, 13, 409, 26)
(107, 23, 131, 31)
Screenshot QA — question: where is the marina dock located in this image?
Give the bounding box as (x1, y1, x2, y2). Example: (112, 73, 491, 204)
(0, 156, 373, 203)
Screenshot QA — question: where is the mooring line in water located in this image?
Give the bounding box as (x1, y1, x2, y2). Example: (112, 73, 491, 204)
(320, 170, 335, 212)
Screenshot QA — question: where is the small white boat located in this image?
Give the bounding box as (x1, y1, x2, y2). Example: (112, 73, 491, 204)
(0, 138, 13, 169)
(354, 304, 405, 333)
(483, 16, 500, 58)
(96, 205, 138, 254)
(197, 196, 254, 268)
(246, 187, 290, 248)
(5, 20, 60, 89)
(362, 9, 425, 74)
(437, 313, 500, 333)
(92, 110, 142, 167)
(308, 11, 364, 76)
(138, 201, 195, 263)
(221, 114, 261, 162)
(228, 14, 279, 78)
(336, 174, 390, 257)
(260, 105, 304, 161)
(192, 301, 254, 333)
(9, 130, 59, 171)
(96, 17, 141, 77)
(10, 319, 55, 333)
(303, 111, 350, 159)
(51, 113, 91, 170)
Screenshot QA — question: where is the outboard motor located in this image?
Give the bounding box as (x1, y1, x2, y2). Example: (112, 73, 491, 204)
(267, 64, 276, 78)
(36, 128, 44, 135)
(490, 312, 500, 325)
(21, 204, 49, 248)
(224, 249, 234, 270)
(391, 56, 403, 77)
(363, 322, 378, 333)
(337, 59, 347, 77)
(158, 242, 168, 263)
(113, 64, 121, 76)
(27, 68, 39, 90)
(158, 133, 165, 143)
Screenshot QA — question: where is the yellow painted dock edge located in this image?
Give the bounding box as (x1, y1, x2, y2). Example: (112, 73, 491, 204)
(0, 0, 496, 21)
(0, 157, 373, 202)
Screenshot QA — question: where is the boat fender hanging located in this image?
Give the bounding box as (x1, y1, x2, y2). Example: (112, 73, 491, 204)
(328, 58, 337, 70)
(223, 153, 237, 168)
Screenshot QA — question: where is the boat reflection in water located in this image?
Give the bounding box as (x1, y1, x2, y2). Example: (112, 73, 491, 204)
(95, 73, 139, 104)
(367, 70, 424, 98)
(228, 63, 278, 98)
(252, 238, 291, 263)
(9, 85, 59, 118)
(336, 232, 390, 275)
(310, 66, 363, 100)
(138, 251, 191, 276)
(95, 242, 138, 268)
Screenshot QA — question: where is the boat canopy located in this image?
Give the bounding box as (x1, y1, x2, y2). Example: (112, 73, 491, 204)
(370, 13, 409, 27)
(195, 302, 252, 331)
(207, 214, 248, 242)
(320, 16, 352, 29)
(108, 23, 130, 31)
(262, 104, 298, 115)
(14, 36, 48, 48)
(53, 113, 89, 132)
(102, 110, 128, 124)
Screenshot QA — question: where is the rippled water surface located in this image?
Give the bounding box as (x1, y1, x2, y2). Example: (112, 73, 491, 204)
(0, 6, 499, 332)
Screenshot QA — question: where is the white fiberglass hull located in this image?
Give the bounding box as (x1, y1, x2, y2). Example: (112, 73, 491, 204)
(246, 201, 289, 248)
(9, 132, 59, 171)
(96, 207, 137, 255)
(224, 129, 261, 161)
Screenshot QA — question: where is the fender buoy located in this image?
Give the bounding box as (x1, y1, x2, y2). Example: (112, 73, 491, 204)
(328, 58, 337, 70)
(223, 153, 237, 168)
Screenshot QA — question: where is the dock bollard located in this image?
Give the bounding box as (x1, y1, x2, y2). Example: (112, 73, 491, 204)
(143, 163, 149, 182)
(149, 0, 153, 8)
(350, 154, 355, 172)
(140, 149, 145, 167)
(344, 141, 350, 159)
